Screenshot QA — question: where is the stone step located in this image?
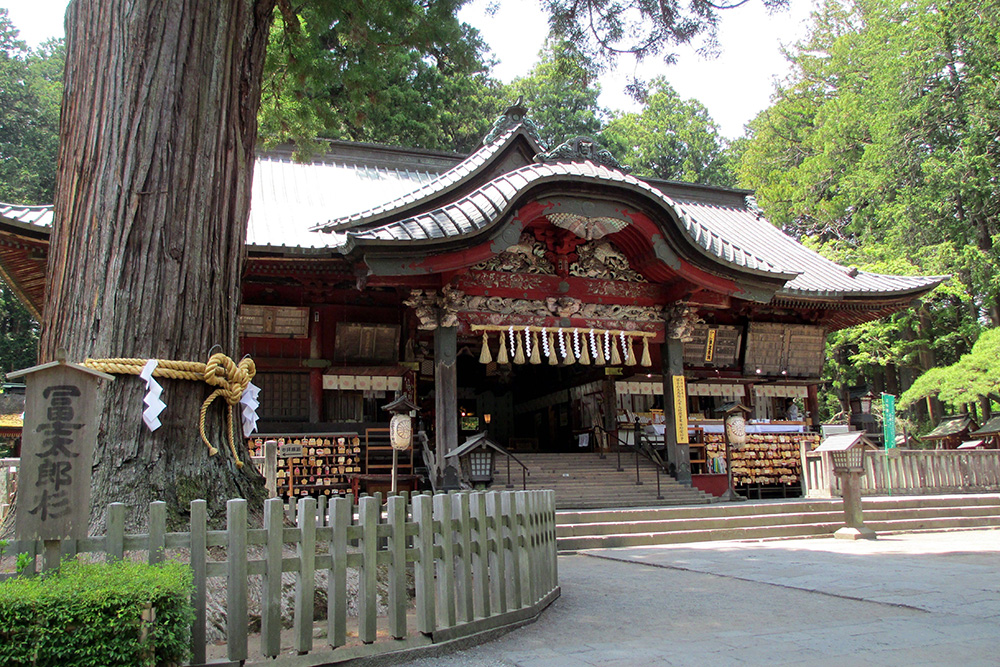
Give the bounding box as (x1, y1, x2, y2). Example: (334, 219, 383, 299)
(554, 493, 1000, 550)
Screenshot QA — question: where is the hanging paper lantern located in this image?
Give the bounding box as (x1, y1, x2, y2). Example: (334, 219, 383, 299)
(390, 414, 413, 450)
(529, 331, 542, 364)
(479, 332, 492, 364)
(497, 330, 509, 364)
(640, 336, 652, 367)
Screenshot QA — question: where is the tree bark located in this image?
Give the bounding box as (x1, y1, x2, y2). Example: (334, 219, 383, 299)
(37, 0, 276, 530)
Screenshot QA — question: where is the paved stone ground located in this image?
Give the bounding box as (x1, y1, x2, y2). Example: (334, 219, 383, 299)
(396, 529, 1000, 666)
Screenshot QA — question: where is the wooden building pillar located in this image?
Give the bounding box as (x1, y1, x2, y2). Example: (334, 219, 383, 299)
(661, 338, 691, 484)
(434, 325, 459, 488)
(308, 310, 324, 423)
(806, 384, 821, 431)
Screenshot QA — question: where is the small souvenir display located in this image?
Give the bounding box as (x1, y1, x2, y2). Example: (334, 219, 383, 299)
(250, 434, 363, 498)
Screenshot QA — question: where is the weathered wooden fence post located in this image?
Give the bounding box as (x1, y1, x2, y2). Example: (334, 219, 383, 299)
(227, 498, 249, 663)
(358, 495, 379, 643)
(453, 492, 474, 623)
(328, 495, 350, 648)
(413, 493, 436, 635)
(486, 491, 507, 614)
(190, 500, 208, 665)
(262, 497, 284, 658)
(434, 492, 457, 628)
(470, 491, 490, 619)
(387, 494, 408, 639)
(295, 496, 317, 654)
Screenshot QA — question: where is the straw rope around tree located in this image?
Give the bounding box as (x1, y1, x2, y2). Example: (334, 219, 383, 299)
(83, 353, 256, 468)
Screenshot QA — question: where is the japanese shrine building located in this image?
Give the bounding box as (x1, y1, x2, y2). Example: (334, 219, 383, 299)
(0, 103, 944, 497)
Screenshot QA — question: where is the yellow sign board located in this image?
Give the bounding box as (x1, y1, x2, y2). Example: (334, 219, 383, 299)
(704, 329, 717, 362)
(672, 375, 689, 444)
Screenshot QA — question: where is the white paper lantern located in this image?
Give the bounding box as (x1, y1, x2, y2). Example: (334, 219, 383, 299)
(390, 414, 413, 450)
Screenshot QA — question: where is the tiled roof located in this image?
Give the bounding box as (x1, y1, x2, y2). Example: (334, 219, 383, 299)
(0, 204, 53, 228)
(924, 415, 974, 439)
(671, 200, 947, 298)
(247, 151, 448, 250)
(311, 125, 533, 233)
(347, 160, 787, 276)
(970, 416, 1000, 437)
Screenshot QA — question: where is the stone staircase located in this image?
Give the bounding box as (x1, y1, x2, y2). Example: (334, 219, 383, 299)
(556, 493, 1000, 550)
(513, 452, 714, 509)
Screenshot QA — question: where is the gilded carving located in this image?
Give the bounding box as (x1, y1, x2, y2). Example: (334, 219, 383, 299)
(664, 305, 702, 341)
(403, 286, 465, 330)
(533, 136, 628, 172)
(471, 232, 555, 275)
(569, 240, 647, 282)
(455, 294, 661, 322)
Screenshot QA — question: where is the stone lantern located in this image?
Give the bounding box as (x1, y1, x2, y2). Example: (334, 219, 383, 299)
(817, 432, 877, 540)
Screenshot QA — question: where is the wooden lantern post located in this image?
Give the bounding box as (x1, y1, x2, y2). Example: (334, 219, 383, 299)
(8, 351, 114, 570)
(383, 395, 419, 495)
(718, 402, 751, 503)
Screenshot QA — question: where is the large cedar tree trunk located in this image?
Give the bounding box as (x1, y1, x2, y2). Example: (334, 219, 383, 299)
(38, 0, 276, 529)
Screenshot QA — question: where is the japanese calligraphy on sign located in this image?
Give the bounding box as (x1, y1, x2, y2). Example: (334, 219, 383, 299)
(11, 359, 112, 541)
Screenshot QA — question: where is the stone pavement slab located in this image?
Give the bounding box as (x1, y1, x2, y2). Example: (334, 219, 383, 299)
(393, 529, 1000, 667)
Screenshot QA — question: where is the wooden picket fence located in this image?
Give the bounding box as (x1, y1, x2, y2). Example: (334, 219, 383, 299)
(1, 490, 560, 667)
(803, 448, 1000, 498)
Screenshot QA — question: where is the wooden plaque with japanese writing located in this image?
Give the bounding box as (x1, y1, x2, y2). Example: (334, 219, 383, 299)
(239, 305, 310, 338)
(743, 322, 825, 378)
(16, 364, 100, 540)
(683, 324, 741, 367)
(334, 323, 400, 363)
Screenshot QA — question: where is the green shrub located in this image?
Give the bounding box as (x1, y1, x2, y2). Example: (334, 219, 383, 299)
(0, 559, 194, 667)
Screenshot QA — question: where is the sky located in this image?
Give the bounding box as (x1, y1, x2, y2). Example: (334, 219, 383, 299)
(6, 0, 817, 139)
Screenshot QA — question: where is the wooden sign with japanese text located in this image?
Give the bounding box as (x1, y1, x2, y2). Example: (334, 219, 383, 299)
(12, 362, 107, 540)
(672, 375, 689, 444)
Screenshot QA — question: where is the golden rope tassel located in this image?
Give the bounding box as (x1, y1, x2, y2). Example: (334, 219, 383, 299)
(85, 353, 255, 468)
(594, 333, 606, 366)
(529, 331, 542, 364)
(513, 330, 526, 364)
(563, 332, 576, 365)
(548, 332, 559, 365)
(578, 334, 591, 365)
(497, 331, 509, 364)
(610, 338, 622, 366)
(640, 336, 652, 367)
(479, 332, 492, 364)
(625, 336, 637, 366)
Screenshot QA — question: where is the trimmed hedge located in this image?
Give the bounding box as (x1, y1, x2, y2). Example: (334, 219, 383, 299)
(0, 560, 194, 667)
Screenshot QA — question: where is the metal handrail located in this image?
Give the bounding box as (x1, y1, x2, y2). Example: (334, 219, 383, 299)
(593, 423, 668, 499)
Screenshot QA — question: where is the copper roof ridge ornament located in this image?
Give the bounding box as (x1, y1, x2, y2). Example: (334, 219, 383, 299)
(533, 135, 630, 173)
(482, 96, 545, 148)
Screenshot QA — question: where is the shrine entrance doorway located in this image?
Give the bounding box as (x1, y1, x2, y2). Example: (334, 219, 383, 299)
(452, 326, 664, 455)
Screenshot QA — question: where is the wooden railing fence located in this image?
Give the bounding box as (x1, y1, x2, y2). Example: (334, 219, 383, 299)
(0, 489, 559, 667)
(0, 457, 17, 520)
(803, 448, 1000, 498)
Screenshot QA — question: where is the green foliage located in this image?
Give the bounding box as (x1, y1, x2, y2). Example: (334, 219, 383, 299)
(602, 77, 733, 185)
(0, 281, 39, 380)
(0, 560, 194, 667)
(899, 328, 1000, 410)
(0, 10, 63, 205)
(503, 39, 606, 148)
(258, 0, 502, 155)
(735, 0, 1000, 416)
(543, 0, 789, 68)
